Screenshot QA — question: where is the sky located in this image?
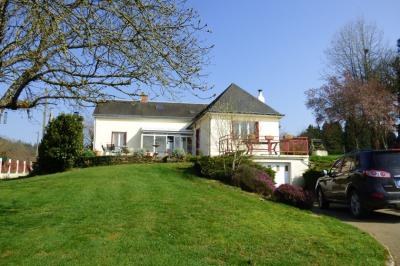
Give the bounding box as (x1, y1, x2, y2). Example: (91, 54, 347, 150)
(0, 0, 399, 144)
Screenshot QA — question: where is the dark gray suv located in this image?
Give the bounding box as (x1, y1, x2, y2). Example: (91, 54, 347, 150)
(316, 150, 400, 218)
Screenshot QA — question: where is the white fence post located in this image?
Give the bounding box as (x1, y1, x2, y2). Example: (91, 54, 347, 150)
(23, 161, 26, 174)
(7, 159, 11, 174)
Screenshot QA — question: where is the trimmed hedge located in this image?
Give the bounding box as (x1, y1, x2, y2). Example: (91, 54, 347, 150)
(75, 155, 154, 168)
(192, 155, 275, 183)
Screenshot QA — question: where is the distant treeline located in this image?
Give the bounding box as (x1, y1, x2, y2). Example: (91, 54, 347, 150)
(0, 137, 37, 162)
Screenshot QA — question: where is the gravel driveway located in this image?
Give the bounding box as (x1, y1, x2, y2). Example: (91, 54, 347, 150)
(313, 204, 400, 265)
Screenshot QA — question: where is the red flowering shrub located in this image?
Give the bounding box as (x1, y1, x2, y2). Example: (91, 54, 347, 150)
(233, 165, 275, 198)
(273, 184, 314, 209)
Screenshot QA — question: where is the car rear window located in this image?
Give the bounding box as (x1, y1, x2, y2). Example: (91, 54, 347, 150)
(368, 152, 400, 175)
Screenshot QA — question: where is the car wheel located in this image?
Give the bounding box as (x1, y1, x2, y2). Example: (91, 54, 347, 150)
(317, 188, 329, 209)
(349, 190, 368, 218)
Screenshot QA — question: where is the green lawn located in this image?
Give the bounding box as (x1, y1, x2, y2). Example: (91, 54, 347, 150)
(310, 154, 342, 170)
(0, 163, 386, 265)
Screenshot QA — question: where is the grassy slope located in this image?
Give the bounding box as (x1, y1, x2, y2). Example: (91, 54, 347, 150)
(310, 155, 342, 170)
(0, 163, 385, 265)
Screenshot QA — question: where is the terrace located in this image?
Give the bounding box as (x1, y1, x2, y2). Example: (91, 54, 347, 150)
(218, 135, 309, 156)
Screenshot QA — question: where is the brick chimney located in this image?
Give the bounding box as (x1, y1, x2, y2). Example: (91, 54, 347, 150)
(140, 92, 148, 103)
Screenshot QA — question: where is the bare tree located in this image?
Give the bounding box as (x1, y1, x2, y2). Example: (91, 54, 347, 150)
(0, 0, 212, 110)
(211, 98, 256, 175)
(306, 75, 397, 149)
(325, 18, 392, 82)
(83, 116, 94, 149)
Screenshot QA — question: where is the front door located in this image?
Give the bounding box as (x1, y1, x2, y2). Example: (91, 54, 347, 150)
(284, 164, 290, 184)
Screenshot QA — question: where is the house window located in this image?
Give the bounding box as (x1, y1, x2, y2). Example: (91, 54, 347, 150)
(111, 132, 127, 147)
(155, 136, 167, 154)
(181, 136, 192, 154)
(143, 135, 154, 152)
(142, 134, 192, 155)
(232, 121, 257, 138)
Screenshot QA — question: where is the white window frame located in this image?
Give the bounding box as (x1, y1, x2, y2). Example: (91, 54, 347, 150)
(141, 134, 192, 154)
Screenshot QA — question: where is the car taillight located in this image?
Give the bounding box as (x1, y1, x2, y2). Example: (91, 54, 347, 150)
(364, 169, 391, 178)
(371, 192, 385, 199)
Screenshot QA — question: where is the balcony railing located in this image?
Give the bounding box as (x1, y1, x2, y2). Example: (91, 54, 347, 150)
(218, 135, 309, 156)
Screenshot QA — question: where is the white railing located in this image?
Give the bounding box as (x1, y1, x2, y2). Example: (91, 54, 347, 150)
(0, 158, 33, 179)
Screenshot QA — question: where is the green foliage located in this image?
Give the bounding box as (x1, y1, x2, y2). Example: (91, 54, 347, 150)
(36, 114, 84, 174)
(343, 118, 372, 152)
(251, 163, 276, 181)
(82, 149, 96, 157)
(299, 124, 322, 140)
(0, 151, 8, 162)
(193, 155, 235, 182)
(309, 155, 342, 170)
(303, 155, 341, 193)
(303, 169, 325, 193)
(232, 164, 275, 198)
(172, 149, 185, 160)
(75, 155, 154, 168)
(192, 155, 276, 184)
(321, 122, 344, 154)
(135, 149, 145, 158)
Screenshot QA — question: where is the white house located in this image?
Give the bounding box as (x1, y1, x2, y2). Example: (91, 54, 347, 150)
(93, 83, 309, 185)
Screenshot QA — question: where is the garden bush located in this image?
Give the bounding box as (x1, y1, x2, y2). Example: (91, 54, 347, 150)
(192, 155, 237, 182)
(82, 149, 96, 157)
(232, 164, 275, 198)
(75, 154, 154, 168)
(36, 114, 84, 174)
(303, 168, 325, 193)
(273, 184, 314, 209)
(251, 163, 276, 181)
(192, 155, 276, 182)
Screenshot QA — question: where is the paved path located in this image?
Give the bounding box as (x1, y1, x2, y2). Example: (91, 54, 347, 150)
(313, 205, 400, 265)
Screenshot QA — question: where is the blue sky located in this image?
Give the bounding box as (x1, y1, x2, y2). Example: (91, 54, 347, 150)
(1, 0, 399, 144)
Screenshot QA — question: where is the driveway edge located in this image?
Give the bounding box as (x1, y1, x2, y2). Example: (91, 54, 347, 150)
(385, 244, 395, 266)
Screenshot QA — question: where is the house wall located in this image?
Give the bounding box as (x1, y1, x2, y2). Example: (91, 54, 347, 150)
(93, 116, 192, 152)
(192, 114, 211, 155)
(208, 113, 281, 156)
(252, 155, 309, 186)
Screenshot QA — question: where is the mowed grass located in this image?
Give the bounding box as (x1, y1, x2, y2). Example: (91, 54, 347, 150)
(0, 163, 386, 265)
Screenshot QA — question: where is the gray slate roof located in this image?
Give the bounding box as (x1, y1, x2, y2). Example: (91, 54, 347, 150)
(93, 83, 282, 119)
(94, 101, 207, 118)
(192, 83, 283, 121)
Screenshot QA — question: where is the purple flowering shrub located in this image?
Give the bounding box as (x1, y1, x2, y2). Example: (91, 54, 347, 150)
(273, 184, 314, 209)
(232, 164, 275, 198)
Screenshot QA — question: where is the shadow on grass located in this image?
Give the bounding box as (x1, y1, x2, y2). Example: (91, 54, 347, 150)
(175, 164, 202, 181)
(312, 203, 400, 224)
